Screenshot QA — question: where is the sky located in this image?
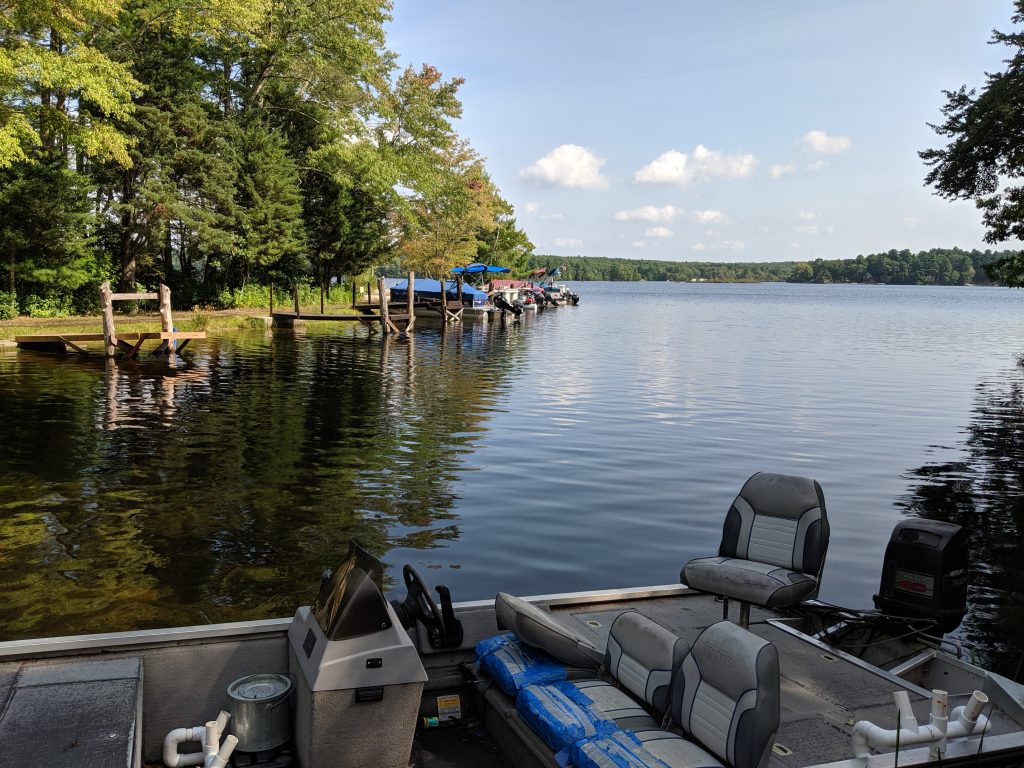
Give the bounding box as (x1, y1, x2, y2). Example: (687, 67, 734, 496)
(385, 1, 1014, 263)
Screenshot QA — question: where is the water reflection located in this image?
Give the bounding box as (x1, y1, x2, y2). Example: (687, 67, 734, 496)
(899, 370, 1024, 681)
(0, 323, 521, 639)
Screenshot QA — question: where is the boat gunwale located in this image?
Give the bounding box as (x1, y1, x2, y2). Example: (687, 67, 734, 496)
(0, 583, 690, 659)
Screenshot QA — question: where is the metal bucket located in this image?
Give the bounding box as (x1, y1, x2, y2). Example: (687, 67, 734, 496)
(226, 673, 293, 752)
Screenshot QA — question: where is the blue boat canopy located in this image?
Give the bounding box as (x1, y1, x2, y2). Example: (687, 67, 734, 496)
(451, 262, 510, 274)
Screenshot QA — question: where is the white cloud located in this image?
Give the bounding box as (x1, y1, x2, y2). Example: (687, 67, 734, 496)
(540, 213, 564, 220)
(903, 216, 921, 228)
(800, 130, 851, 154)
(520, 144, 609, 190)
(632, 240, 647, 248)
(795, 225, 820, 235)
(805, 160, 827, 171)
(694, 209, 724, 224)
(524, 202, 539, 213)
(690, 240, 744, 252)
(770, 163, 796, 179)
(644, 226, 674, 239)
(634, 145, 756, 186)
(613, 205, 684, 223)
(798, 211, 816, 221)
(553, 237, 583, 249)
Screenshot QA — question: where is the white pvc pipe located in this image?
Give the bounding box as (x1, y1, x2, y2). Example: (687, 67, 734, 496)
(207, 735, 239, 768)
(163, 712, 232, 768)
(852, 690, 991, 760)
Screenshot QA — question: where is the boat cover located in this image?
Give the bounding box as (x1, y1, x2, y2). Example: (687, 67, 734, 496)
(451, 263, 510, 274)
(388, 279, 489, 308)
(475, 633, 566, 696)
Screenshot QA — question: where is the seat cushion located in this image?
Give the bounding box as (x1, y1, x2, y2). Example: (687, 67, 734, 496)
(633, 729, 724, 768)
(606, 611, 688, 715)
(680, 556, 817, 608)
(574, 680, 659, 731)
(516, 681, 618, 753)
(475, 633, 567, 697)
(496, 592, 604, 668)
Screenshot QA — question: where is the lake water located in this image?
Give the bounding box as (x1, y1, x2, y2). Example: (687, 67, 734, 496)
(1, 282, 1022, 678)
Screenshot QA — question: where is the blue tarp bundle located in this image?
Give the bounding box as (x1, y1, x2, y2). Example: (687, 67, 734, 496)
(516, 682, 618, 756)
(570, 731, 674, 768)
(475, 633, 567, 696)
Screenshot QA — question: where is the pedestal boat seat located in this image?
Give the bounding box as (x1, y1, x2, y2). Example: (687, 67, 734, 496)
(680, 472, 829, 627)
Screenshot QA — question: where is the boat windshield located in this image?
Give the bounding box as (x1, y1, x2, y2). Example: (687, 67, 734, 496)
(311, 540, 392, 641)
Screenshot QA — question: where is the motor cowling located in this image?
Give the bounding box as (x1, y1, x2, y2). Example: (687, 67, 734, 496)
(873, 519, 969, 634)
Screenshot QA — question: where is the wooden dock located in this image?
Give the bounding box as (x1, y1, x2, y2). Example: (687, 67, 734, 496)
(15, 282, 205, 358)
(271, 273, 419, 337)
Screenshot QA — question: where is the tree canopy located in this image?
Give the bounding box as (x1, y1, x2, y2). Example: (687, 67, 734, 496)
(920, 1, 1024, 286)
(0, 0, 533, 315)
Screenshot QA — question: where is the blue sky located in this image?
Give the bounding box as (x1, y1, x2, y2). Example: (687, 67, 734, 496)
(386, 2, 1012, 262)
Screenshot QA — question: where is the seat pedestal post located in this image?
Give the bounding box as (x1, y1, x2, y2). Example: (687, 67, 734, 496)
(722, 597, 730, 621)
(739, 602, 750, 629)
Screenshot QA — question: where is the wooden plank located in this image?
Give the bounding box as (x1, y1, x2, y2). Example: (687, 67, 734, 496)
(16, 331, 204, 343)
(100, 281, 117, 357)
(110, 292, 158, 301)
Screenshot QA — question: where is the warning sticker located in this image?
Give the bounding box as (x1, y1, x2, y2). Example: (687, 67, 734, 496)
(894, 569, 935, 597)
(436, 693, 462, 722)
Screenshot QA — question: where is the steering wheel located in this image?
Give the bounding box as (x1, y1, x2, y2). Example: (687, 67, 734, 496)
(390, 565, 444, 643)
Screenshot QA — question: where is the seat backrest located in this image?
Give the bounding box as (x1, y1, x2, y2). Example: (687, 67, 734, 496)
(604, 611, 688, 714)
(669, 621, 779, 768)
(495, 592, 604, 668)
(719, 472, 829, 579)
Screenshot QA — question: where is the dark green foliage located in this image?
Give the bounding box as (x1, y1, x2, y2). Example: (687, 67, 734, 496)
(0, 157, 101, 302)
(527, 249, 1010, 285)
(921, 2, 1024, 286)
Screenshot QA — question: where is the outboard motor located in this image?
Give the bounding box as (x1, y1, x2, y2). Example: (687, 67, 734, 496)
(492, 293, 523, 317)
(873, 519, 969, 634)
(288, 541, 427, 768)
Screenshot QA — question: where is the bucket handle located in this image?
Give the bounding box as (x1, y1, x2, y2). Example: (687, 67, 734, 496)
(266, 673, 297, 712)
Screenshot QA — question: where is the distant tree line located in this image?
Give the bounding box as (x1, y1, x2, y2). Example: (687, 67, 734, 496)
(0, 1, 532, 319)
(528, 248, 1014, 286)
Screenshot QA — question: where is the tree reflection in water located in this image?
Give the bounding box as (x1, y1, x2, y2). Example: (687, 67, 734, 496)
(899, 371, 1024, 681)
(0, 322, 523, 640)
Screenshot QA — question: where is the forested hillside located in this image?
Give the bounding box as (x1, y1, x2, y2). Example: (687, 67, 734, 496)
(528, 248, 1011, 285)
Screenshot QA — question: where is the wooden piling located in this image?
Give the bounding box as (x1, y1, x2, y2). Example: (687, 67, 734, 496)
(269, 283, 274, 315)
(320, 279, 325, 314)
(406, 271, 415, 334)
(293, 284, 300, 317)
(100, 281, 117, 358)
(377, 277, 390, 334)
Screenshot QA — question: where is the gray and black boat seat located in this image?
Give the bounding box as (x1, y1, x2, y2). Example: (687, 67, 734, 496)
(681, 472, 830, 612)
(477, 592, 780, 768)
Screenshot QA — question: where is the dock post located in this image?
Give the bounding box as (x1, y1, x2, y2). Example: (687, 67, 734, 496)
(377, 277, 390, 335)
(320, 277, 325, 314)
(406, 271, 415, 334)
(100, 281, 118, 358)
(294, 284, 300, 317)
(158, 283, 175, 354)
(269, 283, 274, 315)
(351, 281, 356, 309)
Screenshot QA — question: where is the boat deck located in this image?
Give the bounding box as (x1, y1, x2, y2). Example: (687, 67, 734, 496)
(416, 588, 1024, 768)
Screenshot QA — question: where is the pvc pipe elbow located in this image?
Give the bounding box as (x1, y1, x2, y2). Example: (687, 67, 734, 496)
(206, 735, 239, 768)
(163, 726, 207, 768)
